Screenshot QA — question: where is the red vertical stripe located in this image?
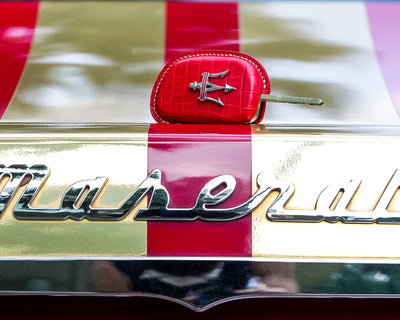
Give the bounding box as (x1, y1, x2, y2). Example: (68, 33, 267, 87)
(148, 2, 251, 256)
(165, 2, 240, 62)
(0, 2, 39, 118)
(148, 124, 252, 256)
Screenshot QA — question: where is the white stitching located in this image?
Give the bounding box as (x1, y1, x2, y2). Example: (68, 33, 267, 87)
(152, 53, 267, 123)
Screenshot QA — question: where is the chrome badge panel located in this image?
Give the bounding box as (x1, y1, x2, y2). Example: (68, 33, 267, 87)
(2, 123, 400, 310)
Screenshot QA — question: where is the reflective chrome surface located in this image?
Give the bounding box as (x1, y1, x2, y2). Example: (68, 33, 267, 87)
(6, 163, 400, 224)
(252, 125, 400, 259)
(2, 259, 400, 311)
(2, 123, 400, 308)
(0, 123, 148, 257)
(2, 123, 400, 259)
(265, 170, 400, 224)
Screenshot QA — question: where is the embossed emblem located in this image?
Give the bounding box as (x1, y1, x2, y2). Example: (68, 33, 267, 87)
(189, 70, 236, 106)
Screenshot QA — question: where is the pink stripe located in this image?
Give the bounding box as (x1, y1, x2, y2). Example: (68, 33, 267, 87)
(0, 2, 39, 118)
(366, 2, 400, 116)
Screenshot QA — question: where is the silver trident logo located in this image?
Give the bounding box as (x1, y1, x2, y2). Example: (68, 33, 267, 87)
(189, 70, 236, 106)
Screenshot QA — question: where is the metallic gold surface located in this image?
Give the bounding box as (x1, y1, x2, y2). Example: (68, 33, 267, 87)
(4, 1, 164, 122)
(241, 2, 399, 124)
(0, 124, 148, 257)
(252, 125, 400, 259)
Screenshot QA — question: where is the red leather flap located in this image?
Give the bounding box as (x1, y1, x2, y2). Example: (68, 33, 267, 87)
(151, 51, 271, 124)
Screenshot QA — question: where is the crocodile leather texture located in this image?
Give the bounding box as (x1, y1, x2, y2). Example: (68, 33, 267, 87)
(151, 51, 271, 124)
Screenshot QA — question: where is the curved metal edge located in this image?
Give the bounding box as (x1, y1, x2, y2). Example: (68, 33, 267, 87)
(2, 259, 400, 310)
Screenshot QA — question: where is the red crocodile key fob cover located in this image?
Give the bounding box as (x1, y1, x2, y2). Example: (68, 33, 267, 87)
(150, 51, 271, 124)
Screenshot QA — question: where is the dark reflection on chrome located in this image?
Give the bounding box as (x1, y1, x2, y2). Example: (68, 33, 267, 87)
(94, 260, 298, 307)
(2, 260, 400, 310)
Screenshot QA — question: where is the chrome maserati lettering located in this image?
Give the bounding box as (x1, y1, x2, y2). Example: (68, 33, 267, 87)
(4, 165, 168, 221)
(135, 171, 279, 221)
(1, 164, 400, 224)
(267, 170, 400, 224)
(0, 164, 49, 219)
